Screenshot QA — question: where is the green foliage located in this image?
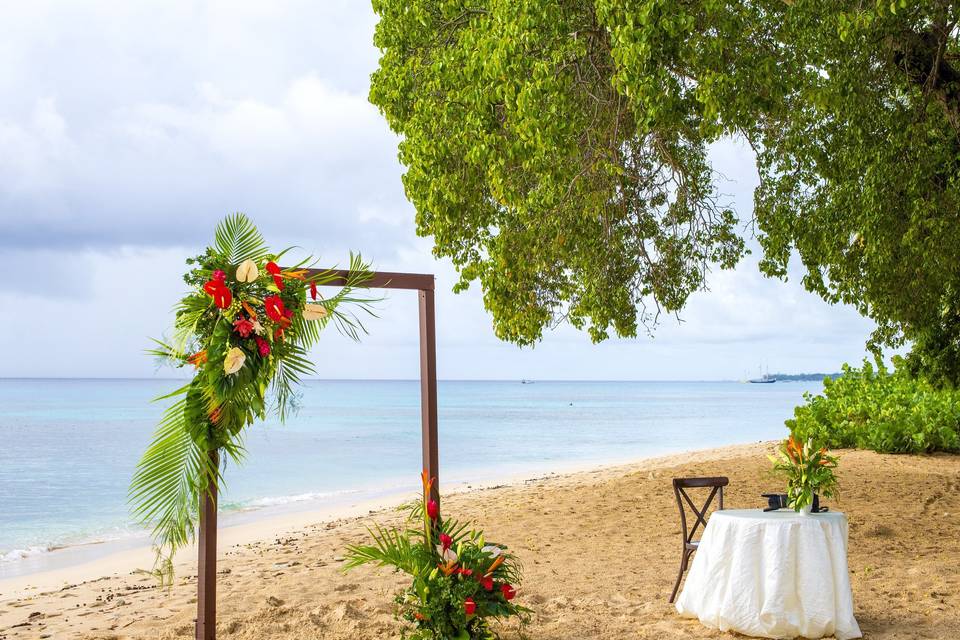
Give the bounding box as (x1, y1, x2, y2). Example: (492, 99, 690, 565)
(370, 0, 960, 380)
(788, 360, 960, 454)
(131, 214, 376, 580)
(346, 476, 529, 640)
(370, 1, 744, 346)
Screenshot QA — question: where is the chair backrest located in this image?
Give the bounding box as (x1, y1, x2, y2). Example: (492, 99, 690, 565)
(673, 476, 728, 545)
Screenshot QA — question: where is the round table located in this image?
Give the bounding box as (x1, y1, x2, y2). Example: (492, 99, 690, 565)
(674, 509, 862, 639)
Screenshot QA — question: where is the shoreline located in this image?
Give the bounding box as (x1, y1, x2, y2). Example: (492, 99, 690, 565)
(0, 441, 772, 600)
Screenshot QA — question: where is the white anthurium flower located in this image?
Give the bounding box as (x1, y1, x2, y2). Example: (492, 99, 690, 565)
(481, 545, 502, 558)
(223, 347, 246, 375)
(235, 259, 259, 283)
(301, 304, 329, 321)
(437, 546, 458, 564)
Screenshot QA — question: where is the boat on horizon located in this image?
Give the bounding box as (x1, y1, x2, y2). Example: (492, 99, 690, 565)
(748, 373, 777, 384)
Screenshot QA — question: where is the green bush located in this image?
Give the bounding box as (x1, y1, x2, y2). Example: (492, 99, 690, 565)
(787, 359, 960, 454)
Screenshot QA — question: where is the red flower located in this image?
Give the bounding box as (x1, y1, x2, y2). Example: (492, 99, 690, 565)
(440, 533, 452, 552)
(233, 317, 254, 338)
(265, 261, 285, 290)
(500, 584, 516, 601)
(458, 567, 473, 577)
(427, 499, 439, 520)
(264, 295, 287, 323)
(310, 281, 318, 300)
(480, 575, 494, 591)
(255, 336, 271, 357)
(464, 598, 476, 616)
(212, 269, 226, 283)
(203, 280, 232, 309)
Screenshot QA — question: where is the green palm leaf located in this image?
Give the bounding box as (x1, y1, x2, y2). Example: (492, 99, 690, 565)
(213, 212, 269, 264)
(129, 382, 220, 582)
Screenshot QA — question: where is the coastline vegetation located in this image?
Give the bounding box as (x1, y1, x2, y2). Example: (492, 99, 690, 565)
(787, 359, 960, 454)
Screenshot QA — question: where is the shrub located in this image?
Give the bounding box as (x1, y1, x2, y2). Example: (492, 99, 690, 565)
(787, 359, 960, 454)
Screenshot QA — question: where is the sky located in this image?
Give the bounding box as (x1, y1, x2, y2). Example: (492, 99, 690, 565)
(0, 1, 877, 381)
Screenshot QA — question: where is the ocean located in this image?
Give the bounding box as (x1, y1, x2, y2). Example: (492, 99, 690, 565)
(0, 378, 822, 576)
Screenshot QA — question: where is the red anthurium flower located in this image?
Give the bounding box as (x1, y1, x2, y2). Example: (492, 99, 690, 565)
(264, 295, 287, 322)
(233, 317, 254, 338)
(458, 567, 473, 577)
(440, 533, 452, 552)
(264, 262, 285, 290)
(500, 584, 516, 601)
(427, 499, 439, 520)
(212, 269, 226, 282)
(480, 575, 494, 591)
(310, 281, 318, 300)
(255, 336, 271, 357)
(464, 598, 476, 616)
(203, 280, 232, 309)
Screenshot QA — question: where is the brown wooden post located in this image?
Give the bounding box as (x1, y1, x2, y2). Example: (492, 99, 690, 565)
(418, 287, 440, 506)
(196, 448, 219, 640)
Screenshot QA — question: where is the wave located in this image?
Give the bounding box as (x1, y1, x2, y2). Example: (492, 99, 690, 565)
(220, 488, 363, 512)
(1, 545, 51, 563)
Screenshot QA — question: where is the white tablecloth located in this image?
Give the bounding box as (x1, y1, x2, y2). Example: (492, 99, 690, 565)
(675, 509, 861, 639)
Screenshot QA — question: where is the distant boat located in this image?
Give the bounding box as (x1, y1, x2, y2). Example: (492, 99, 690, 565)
(521, 379, 535, 384)
(748, 373, 777, 384)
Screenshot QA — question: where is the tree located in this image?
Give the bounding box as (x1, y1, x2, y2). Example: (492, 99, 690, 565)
(370, 0, 960, 383)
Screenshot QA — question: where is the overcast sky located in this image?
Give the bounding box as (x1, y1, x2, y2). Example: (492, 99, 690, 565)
(0, 1, 876, 380)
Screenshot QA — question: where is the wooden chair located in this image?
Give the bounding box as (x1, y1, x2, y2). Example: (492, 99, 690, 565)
(669, 476, 728, 603)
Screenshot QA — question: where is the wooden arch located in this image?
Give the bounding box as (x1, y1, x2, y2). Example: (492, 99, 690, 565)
(195, 269, 440, 640)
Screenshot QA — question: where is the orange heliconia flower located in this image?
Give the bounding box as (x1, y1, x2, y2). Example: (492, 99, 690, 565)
(283, 269, 309, 281)
(209, 405, 222, 424)
(242, 300, 259, 320)
(485, 555, 504, 576)
(438, 560, 458, 577)
(421, 470, 435, 496)
(187, 350, 208, 367)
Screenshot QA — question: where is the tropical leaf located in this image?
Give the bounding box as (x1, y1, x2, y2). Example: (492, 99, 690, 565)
(344, 523, 431, 576)
(129, 382, 219, 583)
(213, 212, 269, 265)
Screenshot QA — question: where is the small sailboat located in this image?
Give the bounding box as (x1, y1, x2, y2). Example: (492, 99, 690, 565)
(748, 365, 777, 384)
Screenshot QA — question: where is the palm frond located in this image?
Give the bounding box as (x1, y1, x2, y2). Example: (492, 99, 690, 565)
(129, 382, 219, 583)
(272, 343, 316, 420)
(213, 212, 269, 264)
(344, 524, 431, 576)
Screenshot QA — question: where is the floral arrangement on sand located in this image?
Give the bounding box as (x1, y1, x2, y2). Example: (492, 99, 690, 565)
(130, 213, 375, 578)
(346, 473, 530, 639)
(769, 436, 839, 513)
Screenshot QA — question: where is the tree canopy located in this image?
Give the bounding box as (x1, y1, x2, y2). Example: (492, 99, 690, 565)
(370, 0, 960, 382)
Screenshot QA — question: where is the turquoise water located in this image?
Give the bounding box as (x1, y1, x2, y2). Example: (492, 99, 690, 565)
(0, 378, 821, 570)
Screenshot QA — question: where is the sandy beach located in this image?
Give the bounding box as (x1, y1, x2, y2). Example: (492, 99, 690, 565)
(1, 441, 958, 639)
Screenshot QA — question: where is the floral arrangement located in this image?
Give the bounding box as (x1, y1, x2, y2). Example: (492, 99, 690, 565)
(130, 213, 375, 578)
(769, 436, 839, 512)
(345, 473, 529, 640)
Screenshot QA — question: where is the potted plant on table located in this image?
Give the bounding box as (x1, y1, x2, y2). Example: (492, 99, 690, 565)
(345, 473, 530, 639)
(769, 436, 839, 514)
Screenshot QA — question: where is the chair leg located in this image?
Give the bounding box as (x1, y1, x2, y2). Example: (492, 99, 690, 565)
(668, 549, 691, 604)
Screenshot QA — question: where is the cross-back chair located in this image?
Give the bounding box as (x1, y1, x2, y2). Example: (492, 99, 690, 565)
(669, 476, 729, 603)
